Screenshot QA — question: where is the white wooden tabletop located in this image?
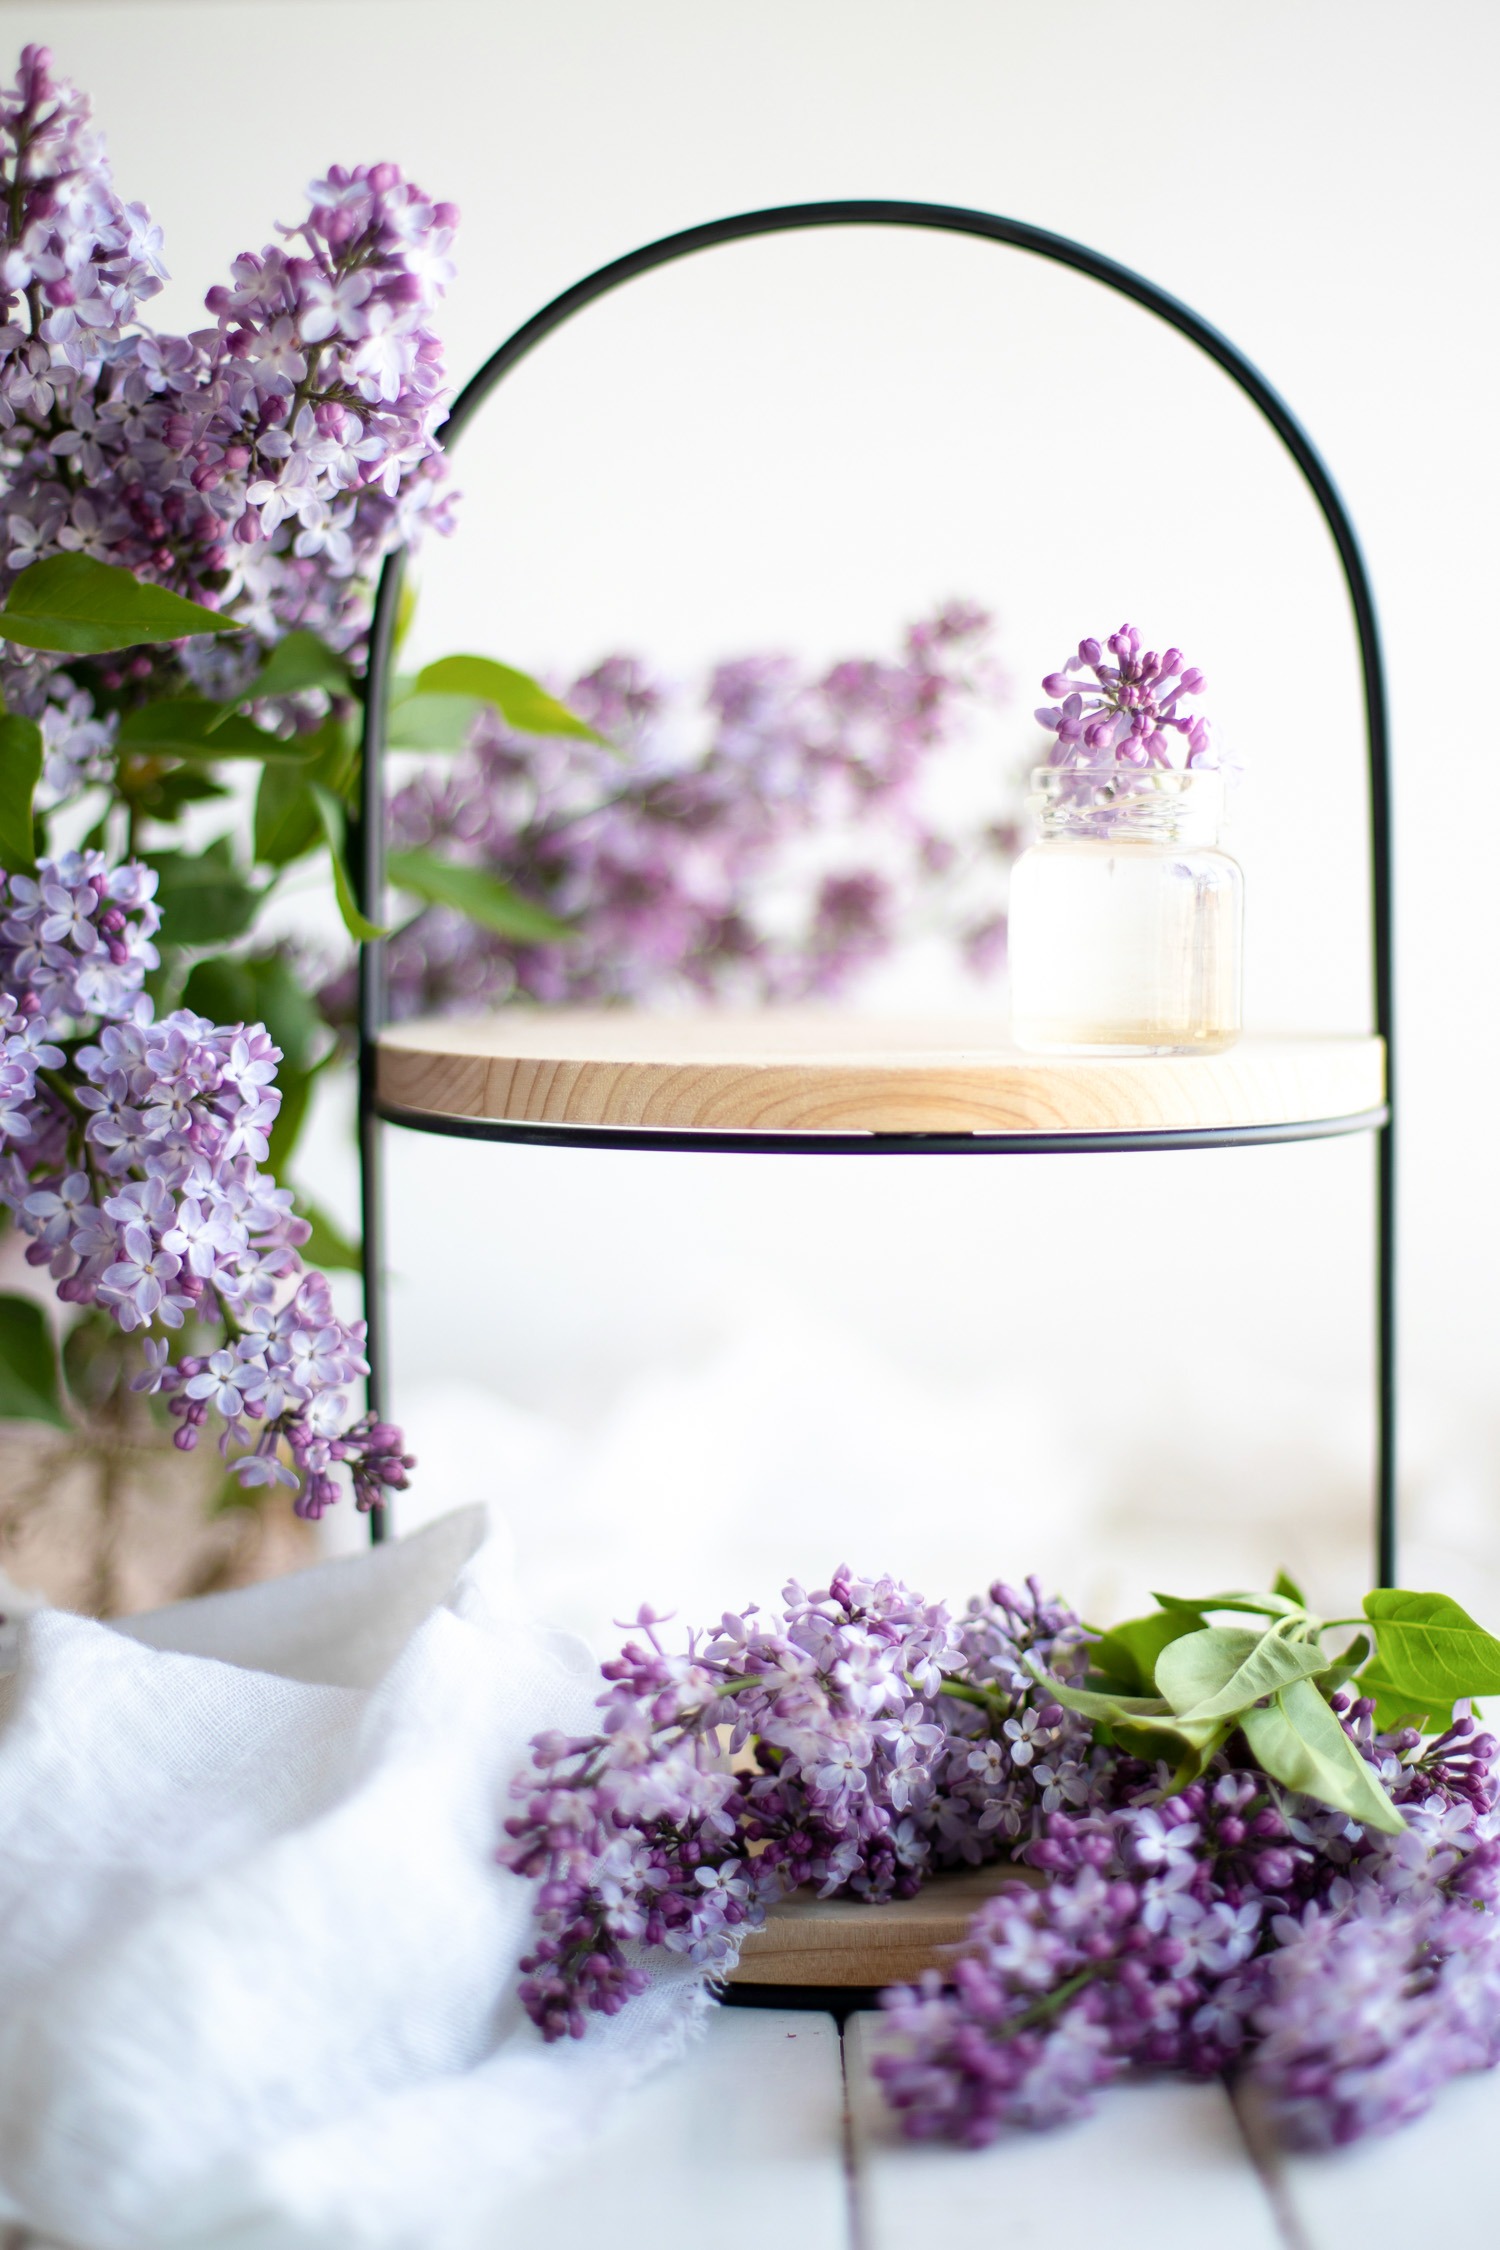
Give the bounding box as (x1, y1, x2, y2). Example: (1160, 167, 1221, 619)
(8, 2000, 1493, 2246)
(502, 2001, 1500, 2250)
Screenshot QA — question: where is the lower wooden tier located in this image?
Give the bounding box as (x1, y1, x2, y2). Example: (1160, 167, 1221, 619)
(728, 1863, 1042, 1987)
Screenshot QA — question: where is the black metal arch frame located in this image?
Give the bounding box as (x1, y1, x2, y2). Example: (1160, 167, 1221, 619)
(355, 200, 1395, 1580)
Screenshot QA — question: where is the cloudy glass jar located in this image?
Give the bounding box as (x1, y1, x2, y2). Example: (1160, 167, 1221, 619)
(1009, 765, 1243, 1054)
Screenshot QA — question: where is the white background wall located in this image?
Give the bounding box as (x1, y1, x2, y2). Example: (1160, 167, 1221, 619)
(12, 0, 1499, 1645)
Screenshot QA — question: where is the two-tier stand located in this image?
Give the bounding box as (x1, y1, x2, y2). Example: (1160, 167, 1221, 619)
(353, 203, 1394, 2002)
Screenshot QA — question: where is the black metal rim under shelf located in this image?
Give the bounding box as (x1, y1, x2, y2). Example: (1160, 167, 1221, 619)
(718, 1983, 883, 2025)
(374, 1096, 1391, 1157)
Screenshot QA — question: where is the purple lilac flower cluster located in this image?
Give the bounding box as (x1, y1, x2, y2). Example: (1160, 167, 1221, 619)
(0, 45, 454, 751)
(505, 1564, 1500, 2151)
(338, 605, 1014, 1023)
(499, 1570, 1095, 2040)
(0, 850, 413, 1516)
(1035, 624, 1214, 771)
(874, 1699, 1500, 2150)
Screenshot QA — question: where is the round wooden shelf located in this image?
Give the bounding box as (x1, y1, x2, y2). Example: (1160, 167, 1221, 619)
(729, 1863, 1042, 1988)
(375, 1010, 1385, 1147)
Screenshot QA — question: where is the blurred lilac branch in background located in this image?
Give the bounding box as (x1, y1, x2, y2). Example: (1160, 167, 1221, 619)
(323, 602, 1020, 1030)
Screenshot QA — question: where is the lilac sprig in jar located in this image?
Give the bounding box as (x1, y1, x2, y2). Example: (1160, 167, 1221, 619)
(1009, 627, 1243, 1056)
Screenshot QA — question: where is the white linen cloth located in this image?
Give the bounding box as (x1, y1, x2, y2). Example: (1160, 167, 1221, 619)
(0, 1506, 711, 2250)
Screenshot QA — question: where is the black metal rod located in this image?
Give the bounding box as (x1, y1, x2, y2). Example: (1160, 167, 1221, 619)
(373, 1097, 1389, 1160)
(357, 200, 1395, 1573)
(354, 548, 407, 1544)
(1378, 1119, 1397, 1586)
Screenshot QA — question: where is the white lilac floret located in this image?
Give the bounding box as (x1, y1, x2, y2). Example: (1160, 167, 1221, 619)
(0, 850, 413, 1515)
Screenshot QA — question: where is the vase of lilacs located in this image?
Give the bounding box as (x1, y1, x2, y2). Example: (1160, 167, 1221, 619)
(1010, 628, 1243, 1054)
(503, 1565, 1500, 2151)
(0, 46, 1020, 1609)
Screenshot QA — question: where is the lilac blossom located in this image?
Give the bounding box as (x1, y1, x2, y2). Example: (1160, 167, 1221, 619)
(1248, 1706, 1500, 2147)
(498, 1571, 1093, 2041)
(874, 1696, 1500, 2149)
(0, 45, 455, 733)
(36, 683, 117, 805)
(504, 1560, 1500, 2154)
(1035, 624, 1215, 771)
(326, 606, 1016, 1025)
(0, 849, 413, 1516)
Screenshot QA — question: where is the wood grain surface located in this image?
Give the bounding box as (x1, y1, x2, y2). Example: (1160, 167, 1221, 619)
(377, 1010, 1385, 1137)
(729, 1863, 1043, 1987)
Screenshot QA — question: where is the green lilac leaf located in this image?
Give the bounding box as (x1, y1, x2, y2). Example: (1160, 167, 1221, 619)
(253, 716, 354, 865)
(253, 765, 320, 867)
(292, 1193, 360, 1272)
(60, 1304, 133, 1415)
(1023, 1657, 1171, 1724)
(387, 848, 572, 942)
(0, 713, 42, 872)
(1152, 1590, 1303, 1619)
(1322, 1631, 1373, 1693)
(1240, 1678, 1405, 1834)
(118, 700, 311, 762)
(1273, 1570, 1307, 1605)
(393, 574, 417, 653)
(265, 1067, 311, 1176)
(0, 1293, 68, 1428)
(302, 712, 358, 798)
(414, 654, 607, 744)
(1356, 1657, 1456, 1734)
(1089, 1608, 1205, 1696)
(1160, 1724, 1235, 1791)
(1362, 1589, 1500, 1702)
(1025, 1663, 1224, 1749)
(311, 783, 386, 942)
(0, 555, 227, 653)
(124, 766, 229, 822)
(1156, 1622, 1330, 1724)
(144, 840, 263, 947)
(181, 951, 321, 1075)
(384, 690, 482, 753)
(1035, 1675, 1175, 1724)
(240, 629, 350, 705)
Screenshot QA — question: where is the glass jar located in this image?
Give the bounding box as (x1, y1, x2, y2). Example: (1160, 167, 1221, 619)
(1009, 764, 1243, 1054)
